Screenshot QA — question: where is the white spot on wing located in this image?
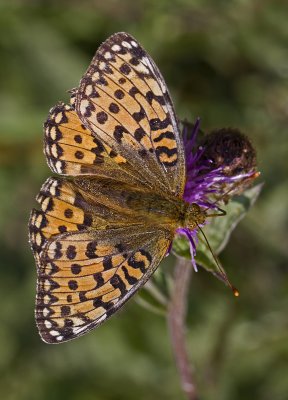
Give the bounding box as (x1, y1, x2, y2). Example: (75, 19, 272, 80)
(85, 85, 93, 96)
(43, 307, 50, 317)
(50, 126, 57, 140)
(44, 279, 51, 290)
(104, 51, 112, 59)
(35, 214, 42, 228)
(80, 99, 89, 115)
(99, 61, 106, 70)
(55, 113, 63, 124)
(51, 144, 58, 158)
(134, 63, 149, 74)
(91, 71, 100, 81)
(122, 41, 132, 49)
(50, 179, 58, 196)
(44, 320, 52, 329)
(36, 233, 42, 246)
(41, 197, 50, 211)
(55, 161, 63, 173)
(112, 44, 121, 52)
(43, 295, 51, 305)
(50, 330, 60, 337)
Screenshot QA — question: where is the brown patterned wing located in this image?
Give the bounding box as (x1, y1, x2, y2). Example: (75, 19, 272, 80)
(44, 102, 145, 186)
(29, 177, 172, 343)
(76, 32, 186, 197)
(31, 227, 171, 343)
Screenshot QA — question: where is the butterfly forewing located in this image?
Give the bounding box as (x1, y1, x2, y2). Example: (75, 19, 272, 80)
(44, 103, 146, 187)
(76, 32, 185, 197)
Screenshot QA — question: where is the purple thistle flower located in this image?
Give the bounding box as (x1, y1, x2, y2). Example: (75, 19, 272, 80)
(175, 118, 258, 272)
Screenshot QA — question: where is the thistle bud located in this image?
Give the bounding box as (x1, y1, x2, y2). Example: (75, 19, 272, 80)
(199, 128, 257, 176)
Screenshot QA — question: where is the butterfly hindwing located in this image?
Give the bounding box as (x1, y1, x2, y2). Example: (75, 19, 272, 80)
(34, 227, 171, 343)
(76, 32, 186, 197)
(29, 176, 173, 343)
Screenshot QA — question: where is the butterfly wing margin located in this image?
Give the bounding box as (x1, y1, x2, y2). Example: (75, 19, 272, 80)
(33, 227, 172, 343)
(76, 32, 186, 197)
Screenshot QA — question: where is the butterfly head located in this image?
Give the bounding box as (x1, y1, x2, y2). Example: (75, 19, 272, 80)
(185, 203, 206, 231)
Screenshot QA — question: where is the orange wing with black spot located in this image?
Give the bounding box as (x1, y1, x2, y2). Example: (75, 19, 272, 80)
(76, 32, 186, 197)
(44, 102, 146, 187)
(29, 178, 171, 343)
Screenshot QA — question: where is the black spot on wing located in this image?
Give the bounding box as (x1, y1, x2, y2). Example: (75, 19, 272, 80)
(93, 272, 105, 287)
(113, 125, 127, 142)
(146, 91, 165, 106)
(54, 242, 63, 259)
(93, 297, 114, 311)
(155, 146, 178, 167)
(68, 280, 78, 290)
(61, 305, 71, 316)
(122, 266, 138, 285)
(132, 107, 146, 123)
(127, 249, 152, 274)
(103, 256, 113, 270)
(153, 131, 175, 143)
(85, 241, 98, 259)
(119, 63, 131, 75)
(110, 274, 127, 295)
(96, 111, 108, 124)
(109, 103, 120, 114)
(150, 117, 170, 131)
(75, 150, 84, 160)
(134, 127, 146, 142)
(71, 264, 81, 275)
(115, 89, 125, 99)
(66, 245, 76, 260)
(156, 146, 177, 157)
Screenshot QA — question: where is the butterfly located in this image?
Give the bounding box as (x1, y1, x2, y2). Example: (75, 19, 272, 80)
(29, 32, 207, 343)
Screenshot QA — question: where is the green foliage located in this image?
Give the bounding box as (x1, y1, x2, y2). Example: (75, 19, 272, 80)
(1, 1, 287, 400)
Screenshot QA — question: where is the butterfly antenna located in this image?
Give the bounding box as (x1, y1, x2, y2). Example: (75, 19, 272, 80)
(197, 225, 239, 297)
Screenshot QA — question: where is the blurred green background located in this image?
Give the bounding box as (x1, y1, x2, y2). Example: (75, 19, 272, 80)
(1, 1, 288, 399)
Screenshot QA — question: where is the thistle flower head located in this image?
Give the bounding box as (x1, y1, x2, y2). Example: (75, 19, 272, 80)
(176, 119, 259, 272)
